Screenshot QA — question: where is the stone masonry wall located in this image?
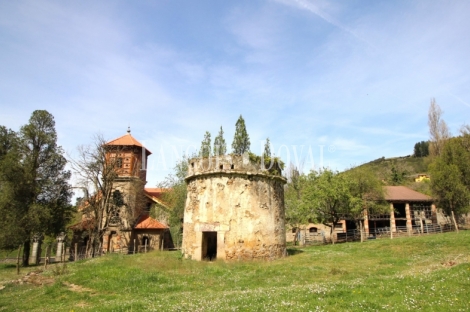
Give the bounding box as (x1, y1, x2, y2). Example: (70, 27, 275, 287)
(182, 155, 287, 261)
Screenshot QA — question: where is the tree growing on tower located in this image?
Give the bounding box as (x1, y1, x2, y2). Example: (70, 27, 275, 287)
(213, 126, 226, 156)
(232, 115, 250, 155)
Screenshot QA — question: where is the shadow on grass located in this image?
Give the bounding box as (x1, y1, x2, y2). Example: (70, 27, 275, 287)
(0, 263, 17, 270)
(287, 248, 304, 256)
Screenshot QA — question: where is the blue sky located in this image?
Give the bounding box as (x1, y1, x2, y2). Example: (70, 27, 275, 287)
(1, 0, 469, 188)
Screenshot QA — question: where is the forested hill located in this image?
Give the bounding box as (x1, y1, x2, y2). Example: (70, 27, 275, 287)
(353, 155, 431, 194)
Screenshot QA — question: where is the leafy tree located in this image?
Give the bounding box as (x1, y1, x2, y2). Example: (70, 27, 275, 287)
(343, 166, 386, 241)
(429, 135, 470, 229)
(157, 156, 189, 247)
(213, 126, 227, 156)
(284, 165, 309, 245)
(0, 111, 73, 266)
(389, 164, 407, 185)
(232, 115, 250, 155)
(263, 138, 271, 158)
(301, 169, 353, 244)
(200, 131, 211, 158)
(0, 127, 29, 250)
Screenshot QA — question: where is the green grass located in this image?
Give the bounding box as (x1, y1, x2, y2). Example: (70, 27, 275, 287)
(1, 232, 470, 311)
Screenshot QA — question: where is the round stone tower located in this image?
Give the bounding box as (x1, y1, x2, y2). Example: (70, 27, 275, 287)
(182, 154, 287, 261)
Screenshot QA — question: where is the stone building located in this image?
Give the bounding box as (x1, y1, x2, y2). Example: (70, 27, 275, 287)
(182, 154, 287, 261)
(70, 129, 172, 257)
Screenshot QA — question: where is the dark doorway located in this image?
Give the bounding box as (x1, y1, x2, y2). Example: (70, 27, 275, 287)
(394, 203, 406, 219)
(107, 231, 116, 252)
(345, 220, 357, 231)
(202, 231, 217, 261)
(142, 236, 150, 246)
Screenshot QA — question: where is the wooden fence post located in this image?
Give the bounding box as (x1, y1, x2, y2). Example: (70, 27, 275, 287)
(44, 245, 50, 270)
(85, 239, 90, 259)
(16, 244, 22, 275)
(451, 211, 459, 233)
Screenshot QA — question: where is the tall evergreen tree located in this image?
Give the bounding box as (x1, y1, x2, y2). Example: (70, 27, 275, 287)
(213, 126, 227, 156)
(232, 115, 250, 155)
(200, 131, 211, 157)
(263, 138, 271, 158)
(0, 111, 73, 266)
(413, 141, 429, 157)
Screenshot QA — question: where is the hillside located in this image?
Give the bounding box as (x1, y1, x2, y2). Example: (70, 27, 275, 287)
(1, 232, 469, 311)
(355, 155, 431, 194)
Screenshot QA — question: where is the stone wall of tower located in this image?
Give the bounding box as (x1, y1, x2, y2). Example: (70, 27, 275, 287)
(182, 155, 287, 261)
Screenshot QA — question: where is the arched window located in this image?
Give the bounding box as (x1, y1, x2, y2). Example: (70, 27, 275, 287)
(112, 190, 124, 207)
(309, 227, 318, 233)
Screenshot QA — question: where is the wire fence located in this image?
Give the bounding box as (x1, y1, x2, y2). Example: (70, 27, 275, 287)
(301, 222, 457, 246)
(2, 223, 462, 263)
(1, 243, 159, 265)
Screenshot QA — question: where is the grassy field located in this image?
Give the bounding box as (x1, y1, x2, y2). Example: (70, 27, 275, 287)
(1, 232, 469, 311)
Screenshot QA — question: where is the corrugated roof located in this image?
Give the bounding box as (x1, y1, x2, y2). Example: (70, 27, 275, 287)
(134, 214, 168, 230)
(105, 130, 152, 155)
(384, 186, 432, 202)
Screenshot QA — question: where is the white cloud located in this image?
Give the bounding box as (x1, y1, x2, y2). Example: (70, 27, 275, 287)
(272, 0, 374, 47)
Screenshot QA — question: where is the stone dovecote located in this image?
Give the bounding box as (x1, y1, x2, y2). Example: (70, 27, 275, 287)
(182, 154, 287, 261)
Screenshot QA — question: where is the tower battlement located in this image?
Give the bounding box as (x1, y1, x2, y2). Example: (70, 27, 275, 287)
(186, 154, 286, 183)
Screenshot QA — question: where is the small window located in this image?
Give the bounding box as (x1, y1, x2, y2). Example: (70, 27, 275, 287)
(220, 165, 223, 169)
(309, 227, 318, 233)
(292, 227, 298, 233)
(191, 162, 194, 168)
(116, 158, 123, 168)
(231, 164, 234, 169)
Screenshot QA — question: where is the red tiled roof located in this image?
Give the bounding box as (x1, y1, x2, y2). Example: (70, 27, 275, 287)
(384, 186, 432, 202)
(105, 131, 152, 155)
(134, 214, 168, 230)
(144, 188, 166, 200)
(144, 188, 170, 208)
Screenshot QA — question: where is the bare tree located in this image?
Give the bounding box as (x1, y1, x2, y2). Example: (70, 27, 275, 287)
(70, 134, 146, 255)
(428, 98, 450, 157)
